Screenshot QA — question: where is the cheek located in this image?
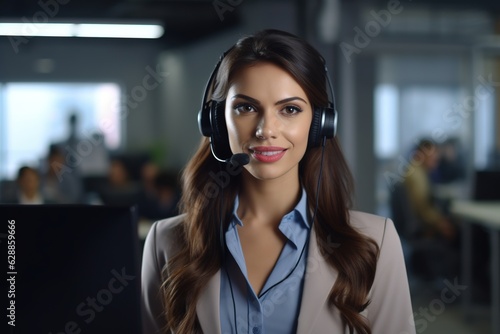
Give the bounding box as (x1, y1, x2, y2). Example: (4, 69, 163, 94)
(225, 108, 252, 150)
(287, 118, 311, 146)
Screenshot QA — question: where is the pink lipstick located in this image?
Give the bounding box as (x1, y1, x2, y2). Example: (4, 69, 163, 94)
(249, 146, 287, 163)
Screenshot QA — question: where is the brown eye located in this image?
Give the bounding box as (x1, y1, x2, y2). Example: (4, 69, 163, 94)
(282, 105, 302, 115)
(234, 103, 256, 113)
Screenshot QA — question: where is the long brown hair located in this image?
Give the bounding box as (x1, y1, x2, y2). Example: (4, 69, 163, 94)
(162, 29, 379, 334)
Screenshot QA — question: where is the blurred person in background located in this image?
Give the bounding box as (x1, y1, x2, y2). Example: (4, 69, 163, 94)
(137, 163, 180, 220)
(433, 137, 466, 184)
(79, 131, 111, 177)
(14, 166, 46, 204)
(140, 161, 159, 197)
(64, 112, 81, 150)
(40, 144, 83, 204)
(107, 158, 134, 189)
(99, 158, 140, 206)
(152, 170, 180, 219)
(404, 139, 456, 239)
(137, 161, 160, 219)
(403, 139, 459, 281)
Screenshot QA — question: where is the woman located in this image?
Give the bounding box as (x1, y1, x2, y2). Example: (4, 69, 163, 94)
(142, 29, 415, 334)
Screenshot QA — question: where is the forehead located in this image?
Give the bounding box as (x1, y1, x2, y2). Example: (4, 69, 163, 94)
(228, 62, 308, 98)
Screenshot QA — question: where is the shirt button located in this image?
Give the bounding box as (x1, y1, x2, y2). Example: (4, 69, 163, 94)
(252, 327, 260, 334)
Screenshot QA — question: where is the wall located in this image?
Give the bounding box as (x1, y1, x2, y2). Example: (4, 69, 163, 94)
(0, 36, 163, 152)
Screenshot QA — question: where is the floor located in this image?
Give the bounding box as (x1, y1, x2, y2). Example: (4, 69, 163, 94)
(409, 278, 492, 334)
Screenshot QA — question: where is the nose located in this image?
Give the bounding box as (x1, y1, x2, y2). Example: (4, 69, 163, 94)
(255, 111, 278, 140)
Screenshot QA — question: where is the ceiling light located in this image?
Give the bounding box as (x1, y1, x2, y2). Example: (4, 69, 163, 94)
(76, 24, 164, 39)
(0, 22, 164, 39)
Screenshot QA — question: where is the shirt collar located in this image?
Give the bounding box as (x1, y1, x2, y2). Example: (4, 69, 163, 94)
(231, 195, 244, 227)
(230, 188, 310, 247)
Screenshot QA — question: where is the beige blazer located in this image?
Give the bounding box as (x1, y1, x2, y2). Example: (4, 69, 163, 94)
(141, 211, 416, 334)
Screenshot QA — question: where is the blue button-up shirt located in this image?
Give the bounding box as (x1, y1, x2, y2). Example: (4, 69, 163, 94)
(220, 189, 311, 334)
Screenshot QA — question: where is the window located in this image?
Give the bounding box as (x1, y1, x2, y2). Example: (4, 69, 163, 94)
(0, 82, 121, 179)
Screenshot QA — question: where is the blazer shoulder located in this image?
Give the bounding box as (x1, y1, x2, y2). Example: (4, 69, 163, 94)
(154, 213, 186, 241)
(348, 210, 392, 247)
(144, 213, 186, 269)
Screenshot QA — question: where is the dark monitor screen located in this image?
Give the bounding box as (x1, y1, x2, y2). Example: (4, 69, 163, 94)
(0, 205, 141, 334)
(473, 170, 500, 200)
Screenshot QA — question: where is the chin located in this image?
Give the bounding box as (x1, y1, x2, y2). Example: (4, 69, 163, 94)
(243, 163, 299, 182)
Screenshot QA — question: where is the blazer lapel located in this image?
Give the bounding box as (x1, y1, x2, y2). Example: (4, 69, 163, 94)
(296, 228, 339, 334)
(196, 270, 221, 334)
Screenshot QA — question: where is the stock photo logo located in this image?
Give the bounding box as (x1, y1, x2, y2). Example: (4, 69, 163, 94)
(384, 74, 500, 190)
(401, 278, 468, 334)
(50, 63, 168, 183)
(340, 0, 405, 63)
(213, 0, 244, 21)
(8, 0, 71, 53)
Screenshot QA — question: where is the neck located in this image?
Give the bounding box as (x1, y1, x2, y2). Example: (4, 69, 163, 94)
(237, 170, 301, 227)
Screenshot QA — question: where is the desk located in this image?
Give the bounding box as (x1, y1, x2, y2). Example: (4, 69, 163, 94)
(451, 201, 500, 334)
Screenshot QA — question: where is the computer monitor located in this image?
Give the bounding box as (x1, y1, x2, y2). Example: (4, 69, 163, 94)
(0, 205, 141, 334)
(473, 170, 500, 200)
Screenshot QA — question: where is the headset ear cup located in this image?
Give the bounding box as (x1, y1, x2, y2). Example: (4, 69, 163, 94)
(322, 107, 337, 139)
(308, 107, 337, 147)
(210, 101, 233, 160)
(198, 103, 212, 137)
(308, 108, 324, 148)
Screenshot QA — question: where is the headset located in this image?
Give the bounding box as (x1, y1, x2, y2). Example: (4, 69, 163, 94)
(198, 46, 338, 163)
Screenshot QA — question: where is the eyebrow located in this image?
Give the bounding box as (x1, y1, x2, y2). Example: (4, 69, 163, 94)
(230, 94, 308, 106)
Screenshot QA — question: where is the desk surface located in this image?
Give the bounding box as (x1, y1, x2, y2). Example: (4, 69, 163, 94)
(451, 200, 500, 229)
